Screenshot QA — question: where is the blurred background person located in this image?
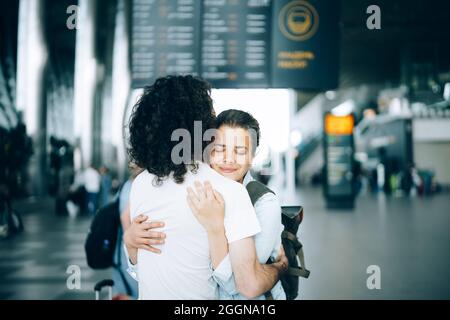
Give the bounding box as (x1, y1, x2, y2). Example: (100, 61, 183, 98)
(84, 165, 100, 216)
(99, 166, 112, 208)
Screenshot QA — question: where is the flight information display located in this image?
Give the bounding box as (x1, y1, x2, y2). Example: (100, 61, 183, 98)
(131, 0, 340, 89)
(131, 0, 202, 88)
(201, 0, 272, 88)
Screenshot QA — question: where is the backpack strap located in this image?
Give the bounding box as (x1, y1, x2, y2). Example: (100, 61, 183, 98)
(282, 231, 310, 279)
(246, 180, 276, 301)
(246, 181, 275, 206)
(287, 265, 310, 278)
(295, 246, 310, 278)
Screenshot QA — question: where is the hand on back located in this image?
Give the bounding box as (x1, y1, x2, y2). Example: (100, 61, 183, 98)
(124, 215, 166, 254)
(187, 181, 225, 234)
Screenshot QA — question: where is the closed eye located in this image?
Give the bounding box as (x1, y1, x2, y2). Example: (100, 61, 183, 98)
(235, 147, 248, 155)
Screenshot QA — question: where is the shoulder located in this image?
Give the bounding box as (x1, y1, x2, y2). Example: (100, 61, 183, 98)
(221, 178, 250, 200)
(130, 170, 152, 196)
(129, 171, 152, 218)
(131, 170, 145, 186)
(120, 180, 132, 197)
(197, 163, 247, 194)
(133, 169, 154, 184)
(255, 191, 280, 205)
(254, 191, 282, 218)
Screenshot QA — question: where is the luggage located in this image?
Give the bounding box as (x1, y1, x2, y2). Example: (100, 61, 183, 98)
(94, 279, 114, 300)
(85, 199, 121, 269)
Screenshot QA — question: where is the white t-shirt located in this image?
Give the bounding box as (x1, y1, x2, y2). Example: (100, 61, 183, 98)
(129, 162, 261, 300)
(84, 167, 100, 193)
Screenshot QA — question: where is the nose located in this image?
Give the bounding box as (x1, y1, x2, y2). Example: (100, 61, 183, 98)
(223, 149, 236, 164)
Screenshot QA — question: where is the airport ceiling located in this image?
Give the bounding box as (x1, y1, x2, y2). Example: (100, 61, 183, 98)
(340, 0, 450, 88)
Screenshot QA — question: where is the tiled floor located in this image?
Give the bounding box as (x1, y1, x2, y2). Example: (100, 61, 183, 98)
(1, 188, 449, 300)
(294, 188, 450, 300)
(0, 198, 111, 300)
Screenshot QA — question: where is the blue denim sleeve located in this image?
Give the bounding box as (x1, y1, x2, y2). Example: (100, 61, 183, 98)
(211, 255, 239, 296)
(123, 244, 139, 281)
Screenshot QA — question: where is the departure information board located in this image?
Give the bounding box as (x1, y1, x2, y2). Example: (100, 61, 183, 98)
(201, 0, 271, 88)
(131, 0, 340, 89)
(131, 0, 202, 88)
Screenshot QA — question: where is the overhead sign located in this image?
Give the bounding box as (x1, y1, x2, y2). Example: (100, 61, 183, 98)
(201, 0, 272, 88)
(130, 0, 341, 90)
(271, 0, 340, 89)
(131, 0, 202, 88)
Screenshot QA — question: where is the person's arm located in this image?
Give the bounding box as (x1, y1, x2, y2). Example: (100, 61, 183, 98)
(187, 181, 287, 299)
(206, 228, 228, 269)
(187, 181, 228, 268)
(123, 212, 166, 265)
(229, 237, 287, 299)
(222, 183, 287, 299)
(121, 202, 132, 230)
(209, 193, 283, 295)
(120, 202, 138, 273)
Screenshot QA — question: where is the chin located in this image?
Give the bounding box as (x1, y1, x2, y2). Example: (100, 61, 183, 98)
(221, 172, 239, 182)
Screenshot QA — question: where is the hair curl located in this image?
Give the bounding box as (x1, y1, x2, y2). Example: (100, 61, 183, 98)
(128, 75, 216, 185)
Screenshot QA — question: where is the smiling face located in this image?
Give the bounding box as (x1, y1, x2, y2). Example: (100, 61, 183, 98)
(210, 125, 255, 183)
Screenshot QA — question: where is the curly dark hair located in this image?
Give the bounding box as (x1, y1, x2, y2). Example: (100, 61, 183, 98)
(128, 75, 216, 185)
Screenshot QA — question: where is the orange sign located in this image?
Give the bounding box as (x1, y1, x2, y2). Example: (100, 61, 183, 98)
(325, 114, 354, 135)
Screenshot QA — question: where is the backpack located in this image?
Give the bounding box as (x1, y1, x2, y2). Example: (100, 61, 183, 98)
(85, 198, 121, 269)
(246, 181, 310, 300)
(84, 193, 133, 296)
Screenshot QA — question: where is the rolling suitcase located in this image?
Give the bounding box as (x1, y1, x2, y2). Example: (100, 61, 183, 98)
(94, 279, 114, 300)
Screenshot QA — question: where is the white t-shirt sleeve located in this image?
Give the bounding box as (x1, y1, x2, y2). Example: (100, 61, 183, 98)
(129, 178, 139, 221)
(223, 183, 261, 244)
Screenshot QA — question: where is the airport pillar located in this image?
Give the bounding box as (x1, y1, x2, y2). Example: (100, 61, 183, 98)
(73, 0, 99, 170)
(16, 0, 48, 196)
(285, 89, 298, 202)
(111, 0, 132, 181)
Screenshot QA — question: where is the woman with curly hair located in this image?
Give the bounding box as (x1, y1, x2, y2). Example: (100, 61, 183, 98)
(128, 75, 216, 185)
(126, 75, 286, 300)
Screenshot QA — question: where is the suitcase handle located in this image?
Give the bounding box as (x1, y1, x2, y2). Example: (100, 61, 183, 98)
(94, 279, 115, 300)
